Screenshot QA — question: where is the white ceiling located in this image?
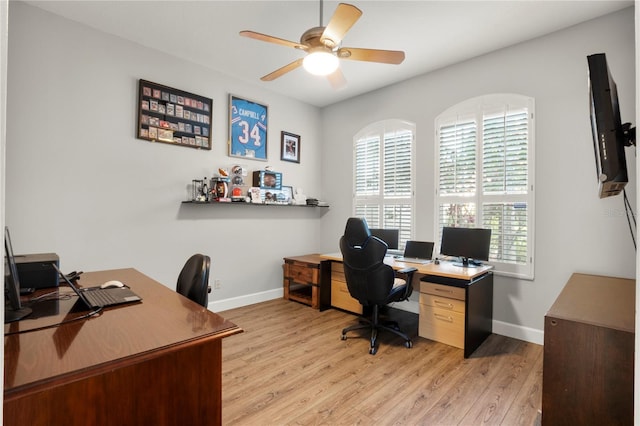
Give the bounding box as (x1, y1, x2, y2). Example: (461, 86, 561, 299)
(23, 0, 632, 108)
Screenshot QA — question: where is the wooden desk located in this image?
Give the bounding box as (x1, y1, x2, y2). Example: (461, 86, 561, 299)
(4, 268, 242, 426)
(320, 253, 493, 357)
(283, 254, 330, 310)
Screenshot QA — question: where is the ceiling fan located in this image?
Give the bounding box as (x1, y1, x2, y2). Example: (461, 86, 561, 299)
(239, 1, 405, 89)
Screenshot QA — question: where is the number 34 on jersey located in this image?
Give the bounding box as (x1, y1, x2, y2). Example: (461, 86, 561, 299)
(229, 96, 268, 160)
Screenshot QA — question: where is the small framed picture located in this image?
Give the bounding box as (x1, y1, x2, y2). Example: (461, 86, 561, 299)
(281, 131, 300, 163)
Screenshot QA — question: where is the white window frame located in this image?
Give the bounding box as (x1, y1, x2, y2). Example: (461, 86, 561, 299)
(435, 94, 535, 279)
(353, 119, 416, 248)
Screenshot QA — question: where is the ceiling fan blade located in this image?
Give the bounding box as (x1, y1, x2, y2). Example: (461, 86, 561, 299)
(321, 3, 362, 48)
(260, 58, 304, 81)
(240, 30, 307, 50)
(338, 47, 405, 64)
(327, 67, 347, 90)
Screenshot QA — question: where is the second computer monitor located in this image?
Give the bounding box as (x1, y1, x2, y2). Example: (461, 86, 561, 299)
(440, 226, 491, 267)
(369, 228, 399, 250)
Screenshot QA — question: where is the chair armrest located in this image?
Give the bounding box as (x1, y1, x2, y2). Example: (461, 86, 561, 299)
(395, 267, 417, 300)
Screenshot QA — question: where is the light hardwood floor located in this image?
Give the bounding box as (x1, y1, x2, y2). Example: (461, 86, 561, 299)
(220, 299, 542, 425)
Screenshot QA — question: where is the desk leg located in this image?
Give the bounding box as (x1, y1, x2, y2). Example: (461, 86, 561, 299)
(464, 272, 493, 358)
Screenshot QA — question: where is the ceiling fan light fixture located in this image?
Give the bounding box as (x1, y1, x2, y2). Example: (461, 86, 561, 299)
(303, 50, 339, 76)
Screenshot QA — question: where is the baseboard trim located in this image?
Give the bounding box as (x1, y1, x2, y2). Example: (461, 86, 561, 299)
(492, 319, 544, 345)
(211, 291, 544, 346)
(210, 288, 283, 313)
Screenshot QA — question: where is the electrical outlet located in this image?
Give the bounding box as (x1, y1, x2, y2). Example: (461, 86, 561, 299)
(214, 279, 221, 290)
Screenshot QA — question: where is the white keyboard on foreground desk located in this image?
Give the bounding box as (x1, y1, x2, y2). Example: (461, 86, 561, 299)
(394, 257, 431, 264)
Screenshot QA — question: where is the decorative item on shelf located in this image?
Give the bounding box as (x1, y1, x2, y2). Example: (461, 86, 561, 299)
(192, 179, 205, 202)
(293, 187, 307, 205)
(202, 177, 209, 202)
(249, 187, 262, 204)
(230, 165, 246, 186)
(306, 198, 319, 206)
(262, 185, 293, 205)
(253, 170, 282, 190)
(231, 186, 245, 202)
(212, 177, 230, 202)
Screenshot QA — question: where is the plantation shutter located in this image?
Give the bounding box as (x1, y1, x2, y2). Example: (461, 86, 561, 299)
(435, 95, 535, 279)
(354, 121, 415, 248)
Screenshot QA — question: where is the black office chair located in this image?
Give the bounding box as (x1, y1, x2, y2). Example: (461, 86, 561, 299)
(176, 254, 211, 308)
(339, 217, 417, 355)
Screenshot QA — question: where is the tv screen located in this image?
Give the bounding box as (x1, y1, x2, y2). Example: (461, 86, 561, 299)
(369, 228, 399, 250)
(440, 227, 491, 267)
(587, 53, 634, 198)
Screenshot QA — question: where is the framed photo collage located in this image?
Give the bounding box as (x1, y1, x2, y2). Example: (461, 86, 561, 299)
(137, 79, 212, 150)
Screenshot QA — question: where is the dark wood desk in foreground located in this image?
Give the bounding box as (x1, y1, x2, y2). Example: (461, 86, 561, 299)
(320, 253, 493, 358)
(542, 273, 634, 425)
(4, 268, 242, 426)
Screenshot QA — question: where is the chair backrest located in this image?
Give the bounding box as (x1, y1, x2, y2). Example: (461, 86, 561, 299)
(176, 254, 211, 307)
(339, 218, 395, 306)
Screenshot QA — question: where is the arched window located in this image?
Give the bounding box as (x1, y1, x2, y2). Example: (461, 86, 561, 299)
(435, 94, 535, 279)
(353, 119, 416, 249)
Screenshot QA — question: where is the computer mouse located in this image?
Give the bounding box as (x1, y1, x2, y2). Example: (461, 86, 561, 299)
(101, 280, 125, 289)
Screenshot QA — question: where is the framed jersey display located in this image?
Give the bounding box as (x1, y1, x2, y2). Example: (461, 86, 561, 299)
(228, 94, 268, 161)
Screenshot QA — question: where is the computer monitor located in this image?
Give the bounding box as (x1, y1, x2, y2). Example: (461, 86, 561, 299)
(369, 228, 399, 250)
(440, 226, 491, 268)
(5, 227, 32, 323)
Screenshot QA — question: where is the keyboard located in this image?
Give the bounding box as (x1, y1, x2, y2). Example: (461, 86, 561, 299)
(395, 257, 431, 264)
(83, 289, 120, 307)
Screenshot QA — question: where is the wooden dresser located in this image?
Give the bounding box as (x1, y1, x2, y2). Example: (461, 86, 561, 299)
(283, 254, 325, 309)
(542, 273, 635, 425)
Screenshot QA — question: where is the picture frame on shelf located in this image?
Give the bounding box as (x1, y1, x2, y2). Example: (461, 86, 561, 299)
(280, 131, 300, 163)
(261, 185, 293, 204)
(228, 94, 268, 161)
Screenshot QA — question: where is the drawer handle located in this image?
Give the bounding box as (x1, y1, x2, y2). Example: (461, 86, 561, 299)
(434, 313, 454, 323)
(434, 300, 454, 309)
(434, 288, 453, 294)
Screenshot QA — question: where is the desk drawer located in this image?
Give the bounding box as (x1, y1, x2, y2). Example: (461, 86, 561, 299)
(419, 305, 464, 349)
(331, 279, 362, 314)
(420, 281, 465, 301)
(284, 262, 319, 285)
(419, 293, 465, 314)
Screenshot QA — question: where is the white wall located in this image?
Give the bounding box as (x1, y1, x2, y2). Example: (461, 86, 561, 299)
(320, 7, 636, 339)
(6, 2, 325, 306)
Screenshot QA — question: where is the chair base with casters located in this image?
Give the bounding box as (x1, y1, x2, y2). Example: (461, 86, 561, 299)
(341, 304, 413, 355)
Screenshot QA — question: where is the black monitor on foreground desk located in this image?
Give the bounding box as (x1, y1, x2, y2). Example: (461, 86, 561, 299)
(440, 226, 491, 268)
(4, 227, 32, 323)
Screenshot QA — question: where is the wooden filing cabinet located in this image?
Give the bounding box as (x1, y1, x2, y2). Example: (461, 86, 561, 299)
(542, 273, 634, 425)
(418, 281, 465, 349)
(330, 262, 363, 314)
(283, 254, 323, 309)
(417, 271, 493, 358)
